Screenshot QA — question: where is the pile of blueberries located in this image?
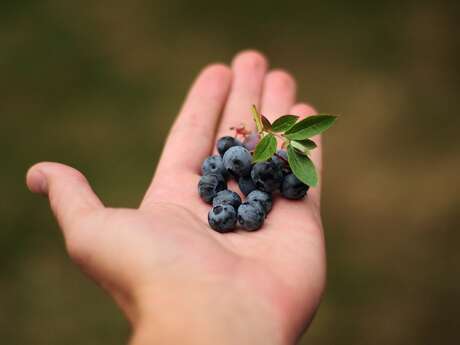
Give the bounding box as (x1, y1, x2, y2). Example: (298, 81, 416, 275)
(198, 136, 309, 233)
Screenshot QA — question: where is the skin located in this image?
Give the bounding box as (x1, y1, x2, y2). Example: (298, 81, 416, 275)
(26, 50, 326, 345)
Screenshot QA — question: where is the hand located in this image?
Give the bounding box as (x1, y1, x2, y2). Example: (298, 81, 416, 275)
(26, 50, 326, 345)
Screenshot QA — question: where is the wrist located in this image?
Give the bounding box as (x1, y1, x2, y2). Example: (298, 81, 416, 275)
(129, 280, 288, 345)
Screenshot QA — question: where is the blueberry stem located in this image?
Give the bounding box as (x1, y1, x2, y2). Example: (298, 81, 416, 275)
(272, 132, 285, 140)
(231, 124, 251, 139)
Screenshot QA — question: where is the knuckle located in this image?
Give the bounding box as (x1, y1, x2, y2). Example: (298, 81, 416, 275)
(63, 213, 102, 265)
(65, 231, 92, 265)
(71, 170, 89, 184)
(172, 113, 208, 138)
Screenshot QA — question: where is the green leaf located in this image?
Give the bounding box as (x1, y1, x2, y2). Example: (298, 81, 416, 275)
(271, 115, 299, 132)
(261, 115, 272, 131)
(287, 144, 318, 186)
(285, 115, 337, 140)
(253, 134, 277, 162)
(251, 105, 263, 133)
(290, 139, 317, 154)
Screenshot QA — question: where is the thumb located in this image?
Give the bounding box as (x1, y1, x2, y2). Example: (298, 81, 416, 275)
(26, 162, 104, 232)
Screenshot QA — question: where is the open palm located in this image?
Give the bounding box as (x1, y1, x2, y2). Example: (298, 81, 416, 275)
(27, 51, 326, 344)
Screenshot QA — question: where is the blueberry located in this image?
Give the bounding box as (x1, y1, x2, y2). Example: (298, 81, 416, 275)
(212, 190, 242, 209)
(251, 161, 283, 192)
(281, 173, 309, 200)
(247, 190, 272, 214)
(247, 200, 266, 216)
(243, 132, 259, 151)
(208, 204, 237, 233)
(270, 149, 290, 174)
(217, 136, 243, 157)
(198, 174, 227, 204)
(201, 155, 228, 178)
(237, 202, 265, 231)
(223, 146, 253, 177)
(238, 175, 257, 196)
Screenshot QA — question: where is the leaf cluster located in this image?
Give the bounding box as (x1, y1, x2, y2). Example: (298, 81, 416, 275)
(251, 105, 337, 187)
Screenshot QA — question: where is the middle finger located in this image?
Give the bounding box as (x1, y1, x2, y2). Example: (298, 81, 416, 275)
(213, 50, 268, 147)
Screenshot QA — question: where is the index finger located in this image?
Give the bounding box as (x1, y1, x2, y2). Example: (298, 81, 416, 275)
(146, 64, 231, 187)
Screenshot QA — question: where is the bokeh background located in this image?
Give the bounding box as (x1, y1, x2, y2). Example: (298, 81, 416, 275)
(1, 0, 459, 344)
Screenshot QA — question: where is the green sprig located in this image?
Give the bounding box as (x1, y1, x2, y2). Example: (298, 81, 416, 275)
(251, 105, 337, 187)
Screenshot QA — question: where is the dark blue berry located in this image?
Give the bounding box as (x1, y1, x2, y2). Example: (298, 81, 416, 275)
(201, 155, 228, 178)
(247, 190, 272, 214)
(208, 204, 237, 233)
(270, 149, 290, 174)
(223, 146, 252, 177)
(251, 161, 283, 192)
(247, 200, 266, 217)
(238, 175, 257, 196)
(217, 136, 243, 157)
(198, 174, 227, 204)
(212, 190, 242, 209)
(237, 202, 265, 231)
(281, 173, 309, 200)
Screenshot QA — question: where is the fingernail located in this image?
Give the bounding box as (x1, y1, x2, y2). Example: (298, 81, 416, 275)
(28, 169, 48, 195)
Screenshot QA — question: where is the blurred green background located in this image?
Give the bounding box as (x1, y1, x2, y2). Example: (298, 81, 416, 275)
(1, 0, 459, 344)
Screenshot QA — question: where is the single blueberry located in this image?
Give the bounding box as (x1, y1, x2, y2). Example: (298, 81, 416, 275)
(270, 149, 290, 174)
(238, 175, 257, 196)
(247, 190, 272, 214)
(198, 174, 227, 204)
(212, 190, 242, 209)
(237, 202, 265, 231)
(223, 146, 253, 177)
(217, 136, 243, 157)
(246, 200, 266, 217)
(251, 161, 283, 192)
(201, 155, 228, 178)
(281, 173, 309, 200)
(208, 204, 237, 233)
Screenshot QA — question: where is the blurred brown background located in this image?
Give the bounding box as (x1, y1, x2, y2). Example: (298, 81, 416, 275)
(1, 0, 459, 344)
